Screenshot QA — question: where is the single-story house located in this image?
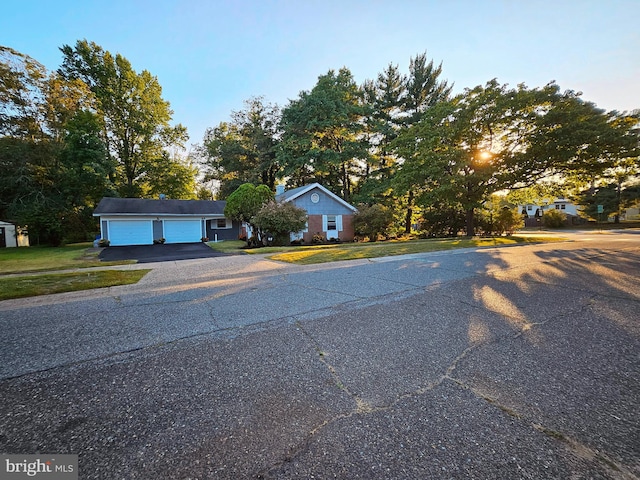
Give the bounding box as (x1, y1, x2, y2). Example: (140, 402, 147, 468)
(0, 221, 29, 248)
(93, 197, 241, 246)
(519, 198, 582, 227)
(275, 183, 357, 242)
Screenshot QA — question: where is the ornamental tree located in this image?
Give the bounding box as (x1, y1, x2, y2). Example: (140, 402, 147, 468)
(251, 200, 308, 246)
(223, 183, 274, 245)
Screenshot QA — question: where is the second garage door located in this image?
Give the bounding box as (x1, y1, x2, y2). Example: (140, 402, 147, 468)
(163, 219, 202, 244)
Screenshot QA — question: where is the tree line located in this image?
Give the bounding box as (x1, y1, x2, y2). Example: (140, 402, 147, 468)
(1, 41, 196, 244)
(200, 54, 639, 238)
(2, 42, 639, 245)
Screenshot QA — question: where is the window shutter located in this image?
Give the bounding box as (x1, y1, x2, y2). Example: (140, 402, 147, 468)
(322, 215, 327, 231)
(336, 215, 343, 231)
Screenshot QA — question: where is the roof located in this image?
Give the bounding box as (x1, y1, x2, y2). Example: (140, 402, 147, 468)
(93, 197, 226, 216)
(276, 183, 357, 212)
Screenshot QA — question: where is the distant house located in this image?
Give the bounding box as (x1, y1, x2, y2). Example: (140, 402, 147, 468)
(275, 183, 357, 242)
(519, 198, 582, 226)
(93, 197, 241, 246)
(0, 221, 29, 248)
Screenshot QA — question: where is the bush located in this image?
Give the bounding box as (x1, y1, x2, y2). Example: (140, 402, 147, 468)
(98, 238, 110, 247)
(477, 207, 524, 236)
(543, 209, 567, 228)
(251, 200, 308, 246)
(353, 204, 394, 241)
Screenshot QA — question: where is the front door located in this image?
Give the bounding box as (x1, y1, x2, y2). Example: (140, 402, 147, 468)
(0, 227, 6, 248)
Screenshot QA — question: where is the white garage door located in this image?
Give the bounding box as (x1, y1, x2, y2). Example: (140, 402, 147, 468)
(163, 219, 202, 244)
(108, 220, 153, 246)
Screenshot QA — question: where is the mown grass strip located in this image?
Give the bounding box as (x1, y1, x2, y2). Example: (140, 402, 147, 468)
(0, 243, 134, 275)
(0, 269, 150, 300)
(266, 236, 566, 265)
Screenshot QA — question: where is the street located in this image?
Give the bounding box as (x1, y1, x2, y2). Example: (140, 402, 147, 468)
(1, 232, 639, 479)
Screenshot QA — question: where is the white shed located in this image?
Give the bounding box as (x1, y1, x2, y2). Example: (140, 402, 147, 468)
(0, 221, 29, 248)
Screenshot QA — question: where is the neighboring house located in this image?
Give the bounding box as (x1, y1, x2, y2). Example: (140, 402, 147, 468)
(621, 202, 640, 221)
(0, 221, 29, 248)
(519, 198, 582, 226)
(275, 183, 357, 242)
(93, 197, 241, 246)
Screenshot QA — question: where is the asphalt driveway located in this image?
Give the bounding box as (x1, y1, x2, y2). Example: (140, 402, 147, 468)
(98, 242, 233, 263)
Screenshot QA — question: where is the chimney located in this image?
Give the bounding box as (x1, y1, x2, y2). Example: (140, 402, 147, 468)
(275, 185, 285, 195)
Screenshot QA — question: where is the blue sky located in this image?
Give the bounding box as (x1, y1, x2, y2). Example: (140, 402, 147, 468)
(2, 0, 638, 148)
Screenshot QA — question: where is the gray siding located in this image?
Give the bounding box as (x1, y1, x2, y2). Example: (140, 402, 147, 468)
(292, 188, 353, 215)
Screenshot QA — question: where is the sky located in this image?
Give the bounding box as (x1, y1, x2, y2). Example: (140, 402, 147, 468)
(2, 0, 639, 149)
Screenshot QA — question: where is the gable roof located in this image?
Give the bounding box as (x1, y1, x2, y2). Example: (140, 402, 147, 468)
(276, 183, 357, 212)
(93, 197, 226, 216)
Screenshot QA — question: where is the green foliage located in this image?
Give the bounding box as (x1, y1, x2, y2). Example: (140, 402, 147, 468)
(278, 68, 367, 201)
(58, 40, 187, 196)
(201, 97, 280, 198)
(353, 204, 394, 241)
(393, 80, 639, 236)
(542, 208, 567, 228)
(251, 200, 307, 246)
(224, 183, 274, 244)
(143, 152, 198, 199)
(477, 204, 524, 236)
(418, 203, 466, 238)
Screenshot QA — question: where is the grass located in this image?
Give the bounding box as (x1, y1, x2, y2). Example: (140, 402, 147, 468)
(0, 242, 133, 275)
(209, 235, 566, 265)
(0, 269, 150, 300)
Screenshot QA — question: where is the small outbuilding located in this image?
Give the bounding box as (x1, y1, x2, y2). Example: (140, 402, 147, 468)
(93, 197, 241, 246)
(0, 221, 29, 248)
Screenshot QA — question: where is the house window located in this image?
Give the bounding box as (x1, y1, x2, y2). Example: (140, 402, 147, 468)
(217, 218, 227, 228)
(561, 204, 566, 210)
(555, 205, 560, 209)
(527, 205, 533, 211)
(327, 215, 337, 230)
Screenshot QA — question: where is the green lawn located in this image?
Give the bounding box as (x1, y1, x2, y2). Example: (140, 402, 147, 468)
(0, 269, 150, 300)
(209, 236, 566, 265)
(0, 243, 133, 275)
(0, 243, 143, 300)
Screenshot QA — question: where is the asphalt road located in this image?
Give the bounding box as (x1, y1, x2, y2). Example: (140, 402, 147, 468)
(1, 232, 638, 479)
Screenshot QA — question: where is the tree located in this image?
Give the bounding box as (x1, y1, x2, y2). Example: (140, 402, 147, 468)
(223, 183, 274, 246)
(251, 200, 307, 246)
(200, 97, 280, 198)
(1, 46, 112, 244)
(357, 63, 405, 206)
(398, 52, 453, 234)
(0, 46, 47, 138)
(352, 204, 394, 241)
(278, 68, 368, 201)
(393, 80, 638, 236)
(58, 40, 188, 197)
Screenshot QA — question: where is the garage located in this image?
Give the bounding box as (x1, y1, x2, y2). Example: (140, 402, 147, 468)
(163, 219, 202, 244)
(108, 220, 153, 246)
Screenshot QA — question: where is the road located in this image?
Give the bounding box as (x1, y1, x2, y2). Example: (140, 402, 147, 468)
(1, 232, 639, 479)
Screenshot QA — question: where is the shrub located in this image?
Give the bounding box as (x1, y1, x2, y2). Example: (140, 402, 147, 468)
(251, 200, 308, 246)
(543, 209, 567, 228)
(98, 238, 110, 247)
(353, 204, 394, 241)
